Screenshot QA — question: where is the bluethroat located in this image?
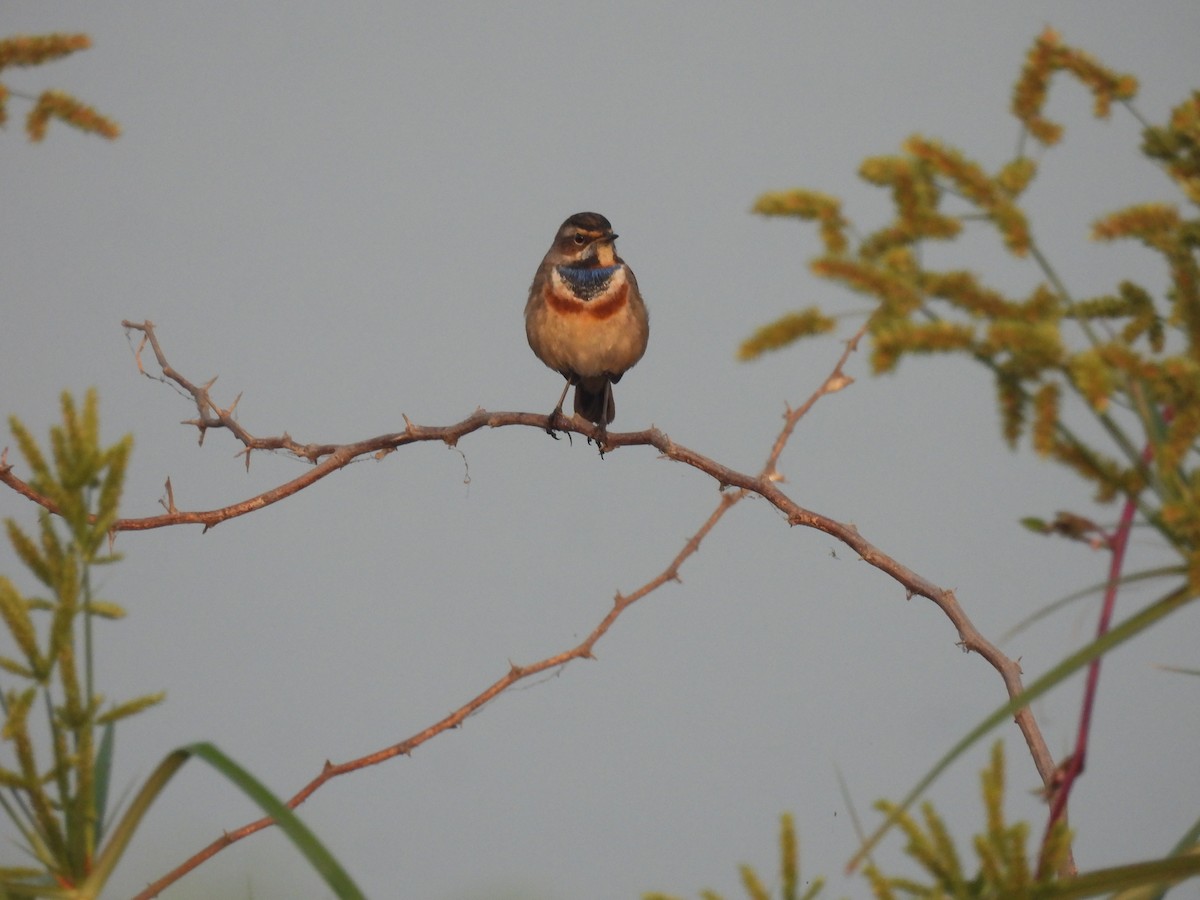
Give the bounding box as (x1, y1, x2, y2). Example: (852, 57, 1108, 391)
(525, 212, 650, 439)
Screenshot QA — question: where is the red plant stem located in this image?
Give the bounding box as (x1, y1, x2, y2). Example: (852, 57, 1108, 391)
(1040, 415, 1166, 866)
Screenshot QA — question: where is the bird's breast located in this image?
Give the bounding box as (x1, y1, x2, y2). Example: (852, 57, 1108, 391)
(547, 265, 629, 320)
(528, 262, 648, 378)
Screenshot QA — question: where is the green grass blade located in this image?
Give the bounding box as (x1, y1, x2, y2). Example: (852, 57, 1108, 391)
(80, 742, 364, 900)
(91, 722, 114, 845)
(1033, 852, 1200, 898)
(847, 583, 1194, 871)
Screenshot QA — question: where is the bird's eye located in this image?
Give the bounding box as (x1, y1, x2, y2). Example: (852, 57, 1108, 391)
(572, 234, 586, 245)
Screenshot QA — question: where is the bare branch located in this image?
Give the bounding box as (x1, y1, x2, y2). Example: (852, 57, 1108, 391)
(0, 322, 1059, 895)
(127, 320, 870, 897)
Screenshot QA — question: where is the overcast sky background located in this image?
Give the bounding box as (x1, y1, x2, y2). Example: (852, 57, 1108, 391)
(3, 4, 1200, 899)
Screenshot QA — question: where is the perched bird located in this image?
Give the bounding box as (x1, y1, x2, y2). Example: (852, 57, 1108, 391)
(525, 212, 649, 437)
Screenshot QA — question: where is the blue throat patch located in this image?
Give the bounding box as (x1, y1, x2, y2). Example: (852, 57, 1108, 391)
(558, 264, 620, 301)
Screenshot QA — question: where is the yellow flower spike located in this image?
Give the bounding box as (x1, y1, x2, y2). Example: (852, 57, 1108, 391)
(1142, 93, 1200, 203)
(859, 225, 915, 260)
(995, 157, 1038, 197)
(1160, 356, 1200, 395)
(1169, 91, 1200, 131)
(752, 189, 850, 255)
(1025, 284, 1062, 321)
(1092, 203, 1181, 244)
(1032, 383, 1060, 458)
(1068, 349, 1116, 412)
(922, 270, 1021, 319)
(1012, 27, 1138, 146)
(984, 321, 1064, 372)
(871, 321, 976, 375)
(1160, 403, 1200, 472)
(0, 33, 90, 70)
(26, 89, 121, 142)
(812, 256, 923, 314)
(1012, 28, 1061, 144)
(858, 155, 900, 185)
(880, 247, 917, 277)
(905, 137, 1031, 255)
(737, 308, 837, 361)
(904, 137, 993, 204)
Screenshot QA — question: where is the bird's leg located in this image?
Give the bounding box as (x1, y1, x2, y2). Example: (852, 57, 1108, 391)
(594, 381, 613, 458)
(546, 378, 573, 439)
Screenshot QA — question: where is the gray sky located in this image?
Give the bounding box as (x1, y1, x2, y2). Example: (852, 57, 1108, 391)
(3, 4, 1199, 899)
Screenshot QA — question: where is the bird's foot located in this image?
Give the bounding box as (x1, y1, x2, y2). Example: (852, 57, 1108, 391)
(545, 409, 573, 445)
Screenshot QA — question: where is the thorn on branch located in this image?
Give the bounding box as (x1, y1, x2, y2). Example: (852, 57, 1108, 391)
(132, 333, 149, 374)
(825, 373, 854, 393)
(1036, 754, 1077, 805)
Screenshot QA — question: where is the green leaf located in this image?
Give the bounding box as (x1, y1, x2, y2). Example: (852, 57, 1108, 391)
(1156, 665, 1200, 676)
(83, 742, 365, 900)
(92, 722, 114, 846)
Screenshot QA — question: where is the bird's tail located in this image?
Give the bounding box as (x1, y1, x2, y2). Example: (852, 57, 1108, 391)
(574, 379, 615, 426)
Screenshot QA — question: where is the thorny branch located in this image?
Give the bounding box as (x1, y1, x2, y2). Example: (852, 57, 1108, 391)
(0, 321, 1061, 896)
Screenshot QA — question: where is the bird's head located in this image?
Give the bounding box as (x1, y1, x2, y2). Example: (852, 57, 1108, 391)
(547, 212, 619, 268)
